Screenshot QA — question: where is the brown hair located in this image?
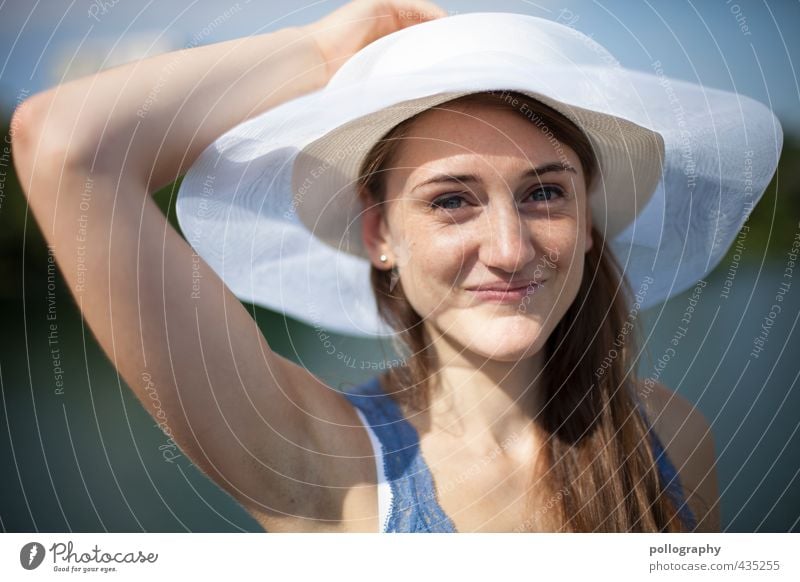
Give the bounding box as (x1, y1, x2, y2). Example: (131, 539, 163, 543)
(356, 91, 689, 532)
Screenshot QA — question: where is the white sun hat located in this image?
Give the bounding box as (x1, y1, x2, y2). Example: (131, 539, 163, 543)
(176, 11, 783, 338)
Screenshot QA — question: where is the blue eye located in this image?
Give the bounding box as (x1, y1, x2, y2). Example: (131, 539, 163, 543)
(429, 186, 565, 211)
(429, 194, 467, 210)
(527, 186, 565, 202)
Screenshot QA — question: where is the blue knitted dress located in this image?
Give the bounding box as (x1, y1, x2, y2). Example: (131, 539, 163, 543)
(344, 375, 697, 532)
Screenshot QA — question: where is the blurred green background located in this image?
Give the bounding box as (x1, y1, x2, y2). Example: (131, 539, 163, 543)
(1, 0, 799, 533)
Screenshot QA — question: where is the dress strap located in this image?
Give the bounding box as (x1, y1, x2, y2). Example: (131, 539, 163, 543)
(637, 404, 698, 530)
(344, 376, 457, 532)
(351, 406, 393, 532)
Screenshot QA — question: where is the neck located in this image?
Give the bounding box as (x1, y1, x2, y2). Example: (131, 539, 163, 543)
(396, 326, 547, 450)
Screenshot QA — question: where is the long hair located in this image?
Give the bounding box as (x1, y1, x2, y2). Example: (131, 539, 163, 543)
(356, 90, 689, 532)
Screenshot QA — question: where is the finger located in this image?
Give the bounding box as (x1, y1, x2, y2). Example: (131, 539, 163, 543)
(394, 0, 449, 27)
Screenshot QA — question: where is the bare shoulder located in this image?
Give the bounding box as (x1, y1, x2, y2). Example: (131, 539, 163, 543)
(636, 379, 721, 532)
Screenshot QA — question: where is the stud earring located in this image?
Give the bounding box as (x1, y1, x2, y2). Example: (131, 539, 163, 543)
(379, 254, 388, 263)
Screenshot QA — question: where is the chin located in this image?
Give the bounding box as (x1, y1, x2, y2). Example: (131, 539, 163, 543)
(457, 316, 546, 362)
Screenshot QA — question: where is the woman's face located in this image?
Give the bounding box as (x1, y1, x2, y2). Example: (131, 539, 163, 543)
(366, 102, 593, 362)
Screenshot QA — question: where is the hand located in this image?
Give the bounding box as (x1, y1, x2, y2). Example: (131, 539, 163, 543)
(302, 0, 448, 81)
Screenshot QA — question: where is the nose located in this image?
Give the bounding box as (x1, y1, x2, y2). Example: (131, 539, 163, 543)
(478, 201, 536, 273)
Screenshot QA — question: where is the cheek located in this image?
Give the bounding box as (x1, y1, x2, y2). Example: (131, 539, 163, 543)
(405, 255, 460, 303)
(552, 238, 587, 300)
(529, 220, 580, 262)
(403, 228, 470, 281)
(397, 238, 469, 317)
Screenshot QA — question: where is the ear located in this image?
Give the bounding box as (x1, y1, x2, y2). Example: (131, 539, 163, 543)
(361, 196, 393, 269)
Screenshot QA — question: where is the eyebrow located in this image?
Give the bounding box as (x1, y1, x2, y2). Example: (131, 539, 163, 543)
(410, 162, 577, 193)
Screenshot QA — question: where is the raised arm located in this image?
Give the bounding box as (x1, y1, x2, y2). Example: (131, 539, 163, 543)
(14, 25, 325, 194)
(11, 0, 448, 532)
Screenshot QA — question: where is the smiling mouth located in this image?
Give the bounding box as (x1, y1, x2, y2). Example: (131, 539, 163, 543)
(466, 281, 545, 303)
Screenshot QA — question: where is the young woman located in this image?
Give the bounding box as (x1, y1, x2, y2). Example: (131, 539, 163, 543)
(15, 0, 776, 533)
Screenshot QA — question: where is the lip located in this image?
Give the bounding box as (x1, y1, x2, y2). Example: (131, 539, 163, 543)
(466, 280, 545, 292)
(466, 280, 546, 303)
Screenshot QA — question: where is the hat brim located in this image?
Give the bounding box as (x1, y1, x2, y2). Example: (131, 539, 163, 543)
(175, 13, 782, 338)
(292, 84, 665, 260)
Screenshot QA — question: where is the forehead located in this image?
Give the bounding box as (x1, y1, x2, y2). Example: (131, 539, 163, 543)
(389, 102, 577, 171)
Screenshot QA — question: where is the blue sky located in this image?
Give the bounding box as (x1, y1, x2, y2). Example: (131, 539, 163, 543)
(1, 0, 798, 134)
